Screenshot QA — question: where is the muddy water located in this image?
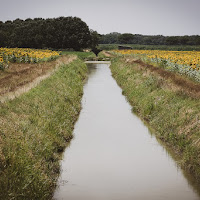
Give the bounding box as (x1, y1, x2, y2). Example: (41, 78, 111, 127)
(54, 62, 200, 200)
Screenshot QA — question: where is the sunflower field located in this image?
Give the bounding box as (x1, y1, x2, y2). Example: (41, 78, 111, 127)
(114, 49, 200, 82)
(0, 48, 61, 70)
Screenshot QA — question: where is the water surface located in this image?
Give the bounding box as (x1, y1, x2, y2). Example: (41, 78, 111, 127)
(54, 63, 200, 200)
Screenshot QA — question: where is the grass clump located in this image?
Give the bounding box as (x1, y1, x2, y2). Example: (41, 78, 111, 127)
(0, 58, 87, 199)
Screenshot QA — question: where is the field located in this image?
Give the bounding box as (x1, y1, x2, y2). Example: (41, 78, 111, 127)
(98, 44, 200, 51)
(0, 48, 60, 70)
(113, 49, 200, 82)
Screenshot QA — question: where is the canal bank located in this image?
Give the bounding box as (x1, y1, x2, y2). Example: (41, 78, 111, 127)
(54, 62, 200, 200)
(0, 57, 87, 200)
(110, 56, 200, 185)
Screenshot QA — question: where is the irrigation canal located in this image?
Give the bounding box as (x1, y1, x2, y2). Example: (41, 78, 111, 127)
(54, 62, 200, 200)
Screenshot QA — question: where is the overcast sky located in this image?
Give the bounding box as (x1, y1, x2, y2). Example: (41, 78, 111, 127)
(0, 0, 199, 36)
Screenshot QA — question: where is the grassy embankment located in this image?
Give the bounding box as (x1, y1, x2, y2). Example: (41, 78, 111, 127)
(62, 50, 110, 61)
(61, 51, 96, 60)
(0, 55, 88, 199)
(110, 55, 200, 182)
(99, 44, 200, 51)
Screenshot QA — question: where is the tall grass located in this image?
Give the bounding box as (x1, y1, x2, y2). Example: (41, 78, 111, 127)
(0, 58, 87, 199)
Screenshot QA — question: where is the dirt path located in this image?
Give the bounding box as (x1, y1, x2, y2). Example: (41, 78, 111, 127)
(102, 51, 114, 58)
(0, 55, 77, 102)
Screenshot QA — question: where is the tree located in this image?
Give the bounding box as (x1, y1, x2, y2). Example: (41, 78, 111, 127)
(0, 16, 92, 50)
(118, 33, 134, 44)
(99, 32, 121, 44)
(195, 36, 200, 45)
(90, 30, 101, 48)
(165, 36, 179, 45)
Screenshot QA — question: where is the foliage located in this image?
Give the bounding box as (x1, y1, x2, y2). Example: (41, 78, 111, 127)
(90, 30, 101, 49)
(0, 17, 93, 51)
(118, 33, 135, 44)
(99, 32, 200, 46)
(99, 32, 120, 44)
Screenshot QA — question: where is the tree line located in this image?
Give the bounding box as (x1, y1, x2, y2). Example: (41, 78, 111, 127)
(1, 17, 199, 50)
(0, 17, 99, 51)
(99, 32, 200, 45)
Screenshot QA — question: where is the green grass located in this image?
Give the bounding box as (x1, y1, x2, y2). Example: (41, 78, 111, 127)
(110, 55, 200, 183)
(0, 58, 87, 199)
(98, 44, 200, 51)
(61, 51, 96, 60)
(61, 50, 111, 61)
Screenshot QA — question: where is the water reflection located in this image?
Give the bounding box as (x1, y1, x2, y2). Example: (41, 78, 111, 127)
(54, 63, 200, 200)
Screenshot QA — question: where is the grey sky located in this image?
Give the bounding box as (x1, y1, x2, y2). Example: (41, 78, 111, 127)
(0, 0, 199, 36)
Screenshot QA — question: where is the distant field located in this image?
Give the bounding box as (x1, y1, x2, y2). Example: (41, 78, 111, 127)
(98, 44, 200, 51)
(113, 49, 200, 82)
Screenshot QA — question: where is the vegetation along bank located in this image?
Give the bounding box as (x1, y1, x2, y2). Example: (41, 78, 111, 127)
(110, 54, 200, 182)
(0, 55, 88, 199)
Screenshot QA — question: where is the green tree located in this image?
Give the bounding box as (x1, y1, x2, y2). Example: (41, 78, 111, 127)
(118, 33, 134, 44)
(90, 30, 101, 48)
(0, 17, 92, 50)
(99, 32, 121, 44)
(165, 36, 179, 45)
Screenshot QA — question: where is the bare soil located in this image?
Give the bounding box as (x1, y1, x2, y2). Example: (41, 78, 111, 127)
(0, 55, 76, 102)
(102, 51, 115, 58)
